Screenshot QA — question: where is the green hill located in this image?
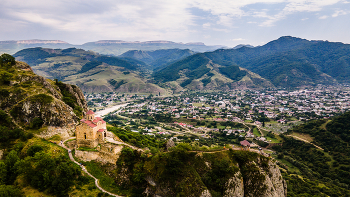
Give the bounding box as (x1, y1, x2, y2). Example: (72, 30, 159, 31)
(202, 36, 349, 87)
(152, 53, 274, 92)
(119, 48, 196, 70)
(13, 48, 166, 94)
(272, 112, 350, 196)
(0, 54, 104, 196)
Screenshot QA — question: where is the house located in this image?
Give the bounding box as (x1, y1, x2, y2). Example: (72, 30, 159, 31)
(76, 110, 107, 148)
(240, 140, 250, 150)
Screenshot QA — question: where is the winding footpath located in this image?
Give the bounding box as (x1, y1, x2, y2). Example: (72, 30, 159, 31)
(59, 138, 123, 197)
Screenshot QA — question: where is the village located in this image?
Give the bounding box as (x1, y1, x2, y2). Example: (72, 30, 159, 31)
(83, 85, 350, 149)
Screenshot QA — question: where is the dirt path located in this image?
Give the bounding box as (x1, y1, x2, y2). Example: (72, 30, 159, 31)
(59, 138, 123, 197)
(286, 135, 324, 150)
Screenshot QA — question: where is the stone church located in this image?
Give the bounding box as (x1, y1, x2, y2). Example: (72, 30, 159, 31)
(76, 110, 107, 148)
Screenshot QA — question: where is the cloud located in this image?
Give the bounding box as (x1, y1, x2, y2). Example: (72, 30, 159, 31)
(259, 0, 342, 26)
(332, 10, 347, 17)
(319, 15, 329, 19)
(231, 38, 246, 41)
(0, 0, 349, 44)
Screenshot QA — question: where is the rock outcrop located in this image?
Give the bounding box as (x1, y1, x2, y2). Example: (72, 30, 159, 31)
(116, 150, 287, 197)
(0, 61, 87, 133)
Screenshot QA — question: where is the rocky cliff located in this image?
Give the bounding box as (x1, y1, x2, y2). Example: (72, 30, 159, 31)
(113, 147, 287, 197)
(0, 58, 87, 134)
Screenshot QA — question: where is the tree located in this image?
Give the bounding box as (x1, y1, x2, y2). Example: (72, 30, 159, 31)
(5, 150, 19, 184)
(0, 53, 16, 67)
(0, 162, 7, 184)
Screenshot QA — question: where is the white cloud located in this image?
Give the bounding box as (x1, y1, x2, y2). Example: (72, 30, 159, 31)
(231, 38, 245, 41)
(332, 10, 347, 17)
(0, 0, 349, 44)
(319, 15, 329, 19)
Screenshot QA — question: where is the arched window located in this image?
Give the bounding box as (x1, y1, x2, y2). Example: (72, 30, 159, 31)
(84, 133, 87, 139)
(104, 131, 106, 137)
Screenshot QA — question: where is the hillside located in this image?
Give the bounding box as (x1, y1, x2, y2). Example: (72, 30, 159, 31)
(202, 36, 348, 87)
(0, 54, 87, 131)
(270, 111, 350, 196)
(153, 53, 274, 92)
(119, 48, 196, 70)
(116, 146, 286, 197)
(0, 54, 106, 196)
(13, 47, 167, 94)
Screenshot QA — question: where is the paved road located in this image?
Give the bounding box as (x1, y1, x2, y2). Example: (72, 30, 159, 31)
(59, 138, 123, 197)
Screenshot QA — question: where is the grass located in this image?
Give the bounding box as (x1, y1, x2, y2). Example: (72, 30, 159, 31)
(289, 132, 314, 142)
(273, 157, 301, 174)
(48, 134, 61, 141)
(252, 127, 261, 137)
(21, 137, 69, 159)
(77, 146, 99, 152)
(84, 161, 127, 196)
(319, 120, 332, 130)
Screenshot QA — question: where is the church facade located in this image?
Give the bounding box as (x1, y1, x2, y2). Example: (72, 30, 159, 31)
(76, 110, 107, 148)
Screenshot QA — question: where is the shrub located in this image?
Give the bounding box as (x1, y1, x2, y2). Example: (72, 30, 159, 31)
(27, 145, 44, 157)
(0, 54, 16, 67)
(30, 94, 53, 105)
(30, 117, 44, 129)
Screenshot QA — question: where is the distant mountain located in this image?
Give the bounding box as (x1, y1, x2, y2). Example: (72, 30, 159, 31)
(9, 36, 350, 92)
(232, 44, 254, 49)
(13, 47, 166, 94)
(119, 48, 196, 70)
(158, 36, 348, 88)
(0, 39, 223, 56)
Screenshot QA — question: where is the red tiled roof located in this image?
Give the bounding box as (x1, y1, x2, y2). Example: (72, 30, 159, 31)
(240, 140, 250, 147)
(86, 110, 95, 115)
(81, 119, 97, 128)
(88, 123, 97, 128)
(98, 129, 106, 132)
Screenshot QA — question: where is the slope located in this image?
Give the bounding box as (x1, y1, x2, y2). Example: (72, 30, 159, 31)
(152, 53, 274, 92)
(13, 47, 166, 94)
(272, 112, 350, 196)
(119, 48, 196, 70)
(202, 36, 349, 87)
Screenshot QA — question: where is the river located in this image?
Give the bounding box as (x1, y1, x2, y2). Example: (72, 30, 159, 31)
(94, 103, 129, 117)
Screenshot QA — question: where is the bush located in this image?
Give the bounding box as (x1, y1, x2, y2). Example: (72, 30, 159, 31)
(30, 94, 53, 105)
(30, 117, 44, 129)
(0, 54, 16, 67)
(27, 145, 43, 157)
(0, 71, 13, 85)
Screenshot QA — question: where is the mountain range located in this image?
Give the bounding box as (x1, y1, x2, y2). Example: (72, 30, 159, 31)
(0, 39, 223, 56)
(10, 36, 350, 93)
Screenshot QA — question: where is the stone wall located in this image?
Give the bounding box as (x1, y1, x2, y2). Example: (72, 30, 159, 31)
(75, 143, 124, 164)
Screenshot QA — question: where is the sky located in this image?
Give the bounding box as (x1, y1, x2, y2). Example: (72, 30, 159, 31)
(1, 0, 350, 47)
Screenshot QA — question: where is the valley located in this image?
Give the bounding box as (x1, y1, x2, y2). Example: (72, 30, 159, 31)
(1, 36, 350, 196)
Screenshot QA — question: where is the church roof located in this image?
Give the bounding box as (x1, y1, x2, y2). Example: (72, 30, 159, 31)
(80, 117, 106, 128)
(98, 129, 106, 132)
(86, 110, 95, 115)
(80, 119, 97, 128)
(93, 117, 106, 124)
